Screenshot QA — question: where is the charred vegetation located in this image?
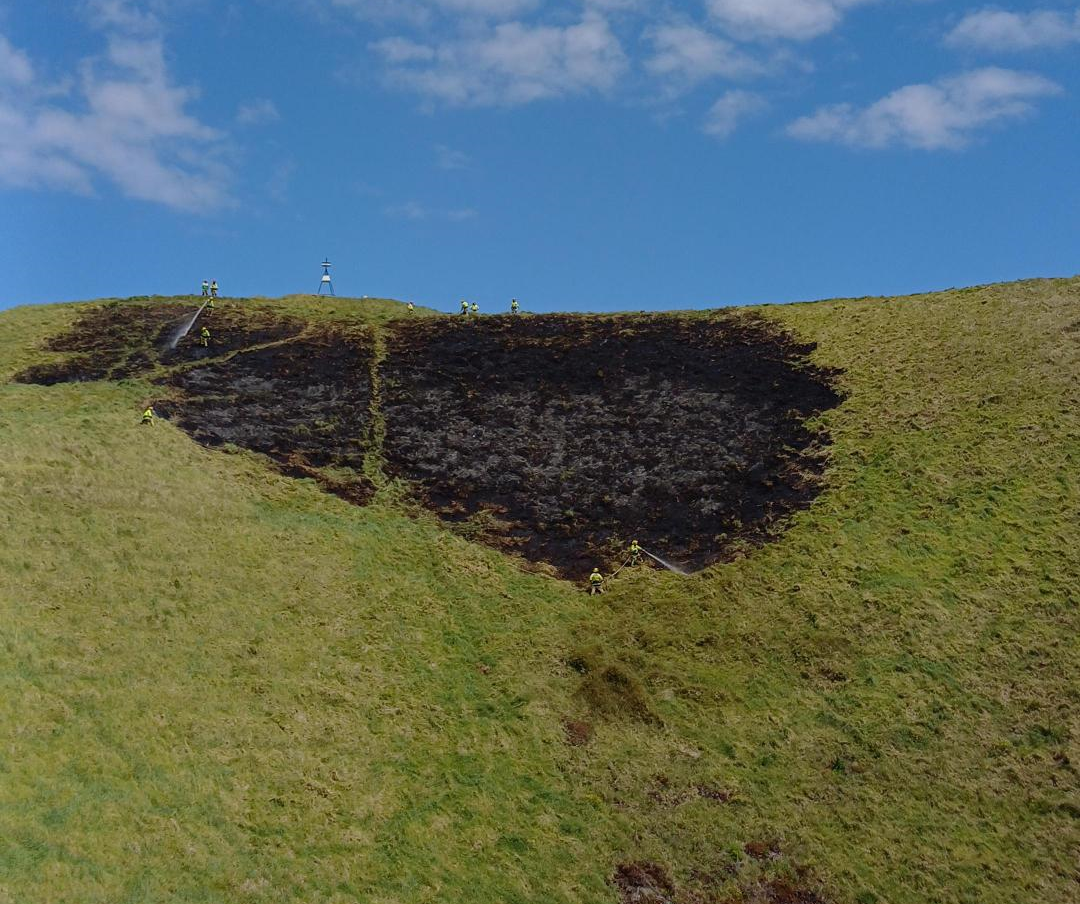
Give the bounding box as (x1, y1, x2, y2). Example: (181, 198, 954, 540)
(160, 330, 376, 502)
(16, 305, 842, 574)
(14, 301, 304, 384)
(380, 314, 842, 577)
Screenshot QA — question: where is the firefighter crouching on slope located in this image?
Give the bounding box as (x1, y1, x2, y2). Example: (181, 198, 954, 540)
(141, 405, 155, 425)
(589, 568, 605, 595)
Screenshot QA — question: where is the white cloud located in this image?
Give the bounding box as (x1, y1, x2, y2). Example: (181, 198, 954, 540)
(703, 89, 767, 138)
(428, 0, 537, 14)
(331, 0, 536, 23)
(369, 36, 436, 63)
(236, 97, 280, 125)
(706, 0, 873, 41)
(266, 158, 295, 202)
(434, 143, 470, 169)
(85, 0, 162, 35)
(945, 7, 1080, 51)
(385, 200, 477, 220)
(645, 24, 766, 85)
(371, 14, 628, 106)
(787, 67, 1062, 150)
(0, 34, 33, 85)
(0, 29, 230, 210)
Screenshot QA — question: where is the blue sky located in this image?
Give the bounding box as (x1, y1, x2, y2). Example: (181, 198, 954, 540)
(1, 0, 1077, 313)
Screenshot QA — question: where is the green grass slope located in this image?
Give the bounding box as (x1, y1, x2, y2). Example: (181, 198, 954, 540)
(0, 282, 1077, 904)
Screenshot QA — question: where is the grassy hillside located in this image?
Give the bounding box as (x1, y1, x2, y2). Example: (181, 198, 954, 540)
(0, 282, 1077, 904)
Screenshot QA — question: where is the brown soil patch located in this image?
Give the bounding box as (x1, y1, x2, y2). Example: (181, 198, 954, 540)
(613, 862, 676, 904)
(721, 878, 828, 904)
(696, 785, 735, 804)
(577, 663, 661, 726)
(380, 314, 841, 578)
(614, 860, 829, 904)
(743, 841, 782, 862)
(563, 719, 594, 746)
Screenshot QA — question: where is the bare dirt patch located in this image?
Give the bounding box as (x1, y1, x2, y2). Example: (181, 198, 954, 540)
(720, 878, 828, 904)
(647, 776, 736, 808)
(613, 862, 677, 904)
(744, 841, 782, 862)
(577, 663, 661, 726)
(563, 719, 595, 746)
(380, 314, 841, 577)
(696, 785, 735, 804)
(614, 860, 830, 904)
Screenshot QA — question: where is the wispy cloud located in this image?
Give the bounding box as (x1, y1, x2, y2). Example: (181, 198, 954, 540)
(330, 0, 537, 25)
(0, 34, 33, 85)
(85, 0, 161, 35)
(945, 7, 1080, 52)
(0, 6, 231, 211)
(236, 97, 280, 125)
(703, 89, 768, 139)
(645, 24, 767, 87)
(706, 0, 875, 42)
(787, 67, 1062, 150)
(266, 158, 295, 202)
(385, 200, 477, 220)
(370, 14, 628, 106)
(434, 143, 470, 170)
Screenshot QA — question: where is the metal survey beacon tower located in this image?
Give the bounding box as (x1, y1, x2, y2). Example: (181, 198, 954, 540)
(318, 259, 334, 296)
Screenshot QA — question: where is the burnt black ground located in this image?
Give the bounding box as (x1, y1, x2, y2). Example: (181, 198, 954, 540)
(160, 329, 376, 503)
(14, 302, 189, 384)
(381, 314, 841, 577)
(159, 307, 304, 364)
(16, 304, 841, 577)
(13, 301, 304, 384)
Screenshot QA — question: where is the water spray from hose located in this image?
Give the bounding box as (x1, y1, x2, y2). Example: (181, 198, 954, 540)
(166, 301, 209, 349)
(641, 548, 689, 576)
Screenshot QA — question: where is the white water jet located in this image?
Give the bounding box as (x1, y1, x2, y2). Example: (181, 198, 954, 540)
(642, 548, 690, 576)
(167, 301, 208, 349)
